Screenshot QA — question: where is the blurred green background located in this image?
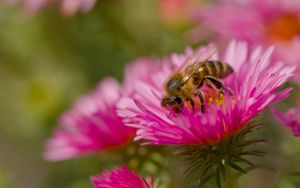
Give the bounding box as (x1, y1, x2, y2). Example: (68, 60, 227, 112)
(0, 0, 192, 187)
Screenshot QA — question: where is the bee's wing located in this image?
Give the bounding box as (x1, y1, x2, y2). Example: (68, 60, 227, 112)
(180, 48, 218, 86)
(180, 62, 202, 85)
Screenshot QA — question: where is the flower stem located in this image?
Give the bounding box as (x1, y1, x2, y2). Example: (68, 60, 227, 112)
(224, 168, 237, 188)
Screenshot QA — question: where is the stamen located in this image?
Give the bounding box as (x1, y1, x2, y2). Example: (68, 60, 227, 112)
(205, 89, 226, 106)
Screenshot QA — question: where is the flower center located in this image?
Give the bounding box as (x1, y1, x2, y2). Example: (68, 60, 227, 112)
(206, 89, 225, 105)
(266, 13, 300, 42)
(188, 88, 234, 112)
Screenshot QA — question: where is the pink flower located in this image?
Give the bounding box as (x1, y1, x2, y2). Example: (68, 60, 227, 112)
(5, 0, 97, 15)
(194, 0, 300, 83)
(60, 0, 96, 16)
(44, 78, 134, 161)
(157, 0, 200, 24)
(273, 108, 300, 137)
(91, 165, 154, 188)
(118, 41, 294, 145)
(5, 0, 49, 13)
(122, 58, 160, 96)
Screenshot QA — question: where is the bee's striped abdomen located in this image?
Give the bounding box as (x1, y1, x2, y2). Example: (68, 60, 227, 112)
(206, 60, 233, 78)
(203, 61, 217, 77)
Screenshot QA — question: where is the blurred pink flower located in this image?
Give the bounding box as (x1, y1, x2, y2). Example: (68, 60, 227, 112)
(158, 0, 200, 24)
(194, 0, 300, 83)
(123, 58, 160, 96)
(91, 164, 154, 188)
(5, 0, 49, 13)
(5, 0, 97, 15)
(44, 78, 135, 161)
(118, 41, 294, 145)
(60, 0, 96, 16)
(273, 108, 300, 137)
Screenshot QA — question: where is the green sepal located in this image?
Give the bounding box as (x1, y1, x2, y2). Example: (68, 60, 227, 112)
(215, 168, 222, 188)
(174, 121, 268, 187)
(228, 162, 247, 174)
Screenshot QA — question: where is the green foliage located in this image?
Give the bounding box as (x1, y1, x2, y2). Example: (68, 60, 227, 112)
(0, 166, 13, 188)
(174, 122, 269, 188)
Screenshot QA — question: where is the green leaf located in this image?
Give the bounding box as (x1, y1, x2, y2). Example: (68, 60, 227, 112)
(240, 150, 266, 157)
(232, 156, 256, 168)
(175, 120, 269, 188)
(237, 138, 270, 147)
(215, 169, 222, 188)
(228, 162, 247, 174)
(199, 162, 214, 180)
(198, 173, 214, 187)
(219, 164, 226, 181)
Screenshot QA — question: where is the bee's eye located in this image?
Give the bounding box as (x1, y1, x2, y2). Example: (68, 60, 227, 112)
(173, 96, 182, 104)
(167, 78, 181, 91)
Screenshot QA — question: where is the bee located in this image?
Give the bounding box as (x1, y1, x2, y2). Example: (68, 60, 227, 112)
(161, 50, 234, 113)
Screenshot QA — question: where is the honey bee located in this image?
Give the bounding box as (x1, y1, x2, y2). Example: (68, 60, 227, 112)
(161, 50, 234, 113)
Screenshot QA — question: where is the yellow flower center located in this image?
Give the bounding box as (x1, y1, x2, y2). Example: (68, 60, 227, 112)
(266, 13, 300, 42)
(188, 89, 235, 112)
(206, 89, 225, 106)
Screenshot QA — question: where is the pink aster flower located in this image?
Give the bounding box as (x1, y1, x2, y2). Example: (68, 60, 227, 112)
(118, 41, 294, 145)
(157, 0, 200, 24)
(5, 0, 97, 15)
(91, 164, 154, 188)
(122, 58, 160, 96)
(60, 0, 97, 16)
(44, 78, 135, 161)
(5, 0, 49, 13)
(194, 0, 300, 83)
(273, 108, 300, 137)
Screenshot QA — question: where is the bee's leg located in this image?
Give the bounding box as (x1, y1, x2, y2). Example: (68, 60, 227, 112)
(173, 105, 183, 113)
(188, 98, 195, 112)
(194, 77, 204, 89)
(189, 98, 195, 107)
(204, 76, 234, 98)
(195, 91, 205, 113)
(224, 87, 234, 99)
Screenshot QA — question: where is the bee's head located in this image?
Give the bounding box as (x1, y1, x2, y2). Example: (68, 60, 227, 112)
(166, 74, 182, 93)
(161, 96, 183, 113)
